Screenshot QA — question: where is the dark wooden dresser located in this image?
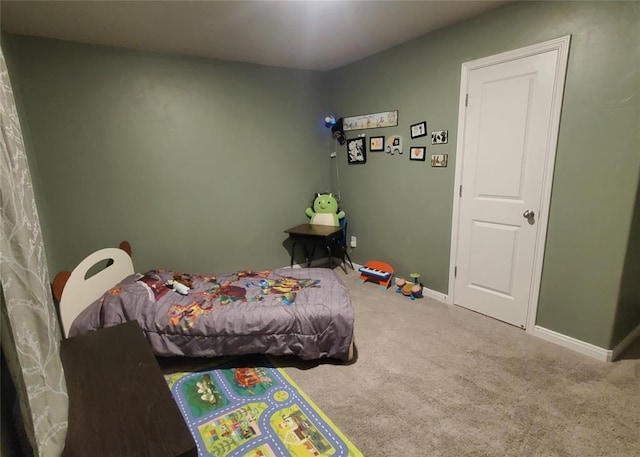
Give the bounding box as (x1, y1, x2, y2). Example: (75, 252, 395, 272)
(60, 321, 196, 457)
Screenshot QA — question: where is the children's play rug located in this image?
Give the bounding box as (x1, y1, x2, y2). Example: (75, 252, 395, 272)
(164, 355, 362, 457)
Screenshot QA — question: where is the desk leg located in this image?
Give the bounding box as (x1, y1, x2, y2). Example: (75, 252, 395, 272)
(290, 241, 296, 268)
(307, 246, 315, 267)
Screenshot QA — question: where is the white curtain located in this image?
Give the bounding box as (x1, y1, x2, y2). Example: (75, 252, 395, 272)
(0, 48, 67, 456)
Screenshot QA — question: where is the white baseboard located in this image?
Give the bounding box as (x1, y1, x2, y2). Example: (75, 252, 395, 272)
(284, 258, 346, 269)
(534, 323, 640, 362)
(533, 326, 612, 362)
(422, 288, 448, 303)
(611, 321, 640, 361)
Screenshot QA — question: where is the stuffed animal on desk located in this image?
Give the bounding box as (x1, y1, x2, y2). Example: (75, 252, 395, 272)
(305, 192, 345, 226)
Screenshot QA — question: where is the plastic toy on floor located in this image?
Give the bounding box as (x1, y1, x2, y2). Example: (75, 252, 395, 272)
(358, 260, 394, 289)
(395, 273, 423, 300)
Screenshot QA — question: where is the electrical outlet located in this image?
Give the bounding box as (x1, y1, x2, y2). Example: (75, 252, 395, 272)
(350, 236, 357, 248)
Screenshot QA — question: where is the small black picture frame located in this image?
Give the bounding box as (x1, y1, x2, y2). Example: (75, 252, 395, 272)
(410, 146, 426, 161)
(410, 121, 427, 139)
(346, 137, 367, 164)
(369, 136, 385, 152)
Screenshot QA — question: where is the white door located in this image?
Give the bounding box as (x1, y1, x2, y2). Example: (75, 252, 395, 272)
(451, 37, 570, 329)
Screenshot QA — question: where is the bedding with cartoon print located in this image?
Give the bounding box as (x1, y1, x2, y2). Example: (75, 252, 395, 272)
(68, 267, 354, 361)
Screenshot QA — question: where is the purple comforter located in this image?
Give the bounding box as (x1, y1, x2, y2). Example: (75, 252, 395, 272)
(69, 268, 354, 361)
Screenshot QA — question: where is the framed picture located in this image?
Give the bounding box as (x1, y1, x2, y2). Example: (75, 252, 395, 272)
(431, 154, 448, 167)
(410, 121, 427, 139)
(346, 137, 367, 164)
(369, 136, 385, 152)
(410, 146, 426, 161)
(431, 130, 448, 144)
(343, 110, 398, 131)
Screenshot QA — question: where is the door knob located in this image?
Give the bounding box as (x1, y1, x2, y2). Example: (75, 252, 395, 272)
(523, 210, 535, 219)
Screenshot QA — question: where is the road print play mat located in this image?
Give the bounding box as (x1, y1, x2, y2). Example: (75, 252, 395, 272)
(165, 356, 362, 457)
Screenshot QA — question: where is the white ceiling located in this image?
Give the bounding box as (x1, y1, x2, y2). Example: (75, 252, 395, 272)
(1, 1, 509, 71)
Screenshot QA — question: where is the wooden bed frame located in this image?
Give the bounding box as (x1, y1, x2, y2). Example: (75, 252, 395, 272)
(53, 241, 133, 338)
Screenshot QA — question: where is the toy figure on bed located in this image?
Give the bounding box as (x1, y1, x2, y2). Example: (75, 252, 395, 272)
(257, 276, 321, 305)
(305, 192, 345, 226)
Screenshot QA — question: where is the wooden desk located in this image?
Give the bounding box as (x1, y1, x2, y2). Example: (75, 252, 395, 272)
(60, 321, 196, 457)
(285, 223, 344, 268)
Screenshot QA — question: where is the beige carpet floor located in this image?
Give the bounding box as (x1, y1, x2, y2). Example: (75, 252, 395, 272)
(277, 267, 640, 457)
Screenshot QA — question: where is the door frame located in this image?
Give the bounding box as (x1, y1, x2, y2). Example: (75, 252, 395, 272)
(447, 36, 571, 332)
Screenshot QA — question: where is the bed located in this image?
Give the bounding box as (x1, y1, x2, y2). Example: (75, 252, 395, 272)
(54, 243, 355, 361)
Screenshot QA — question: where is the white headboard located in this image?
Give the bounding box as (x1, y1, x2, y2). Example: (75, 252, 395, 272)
(59, 247, 134, 338)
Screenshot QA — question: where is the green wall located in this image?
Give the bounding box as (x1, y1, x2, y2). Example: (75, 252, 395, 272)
(3, 35, 331, 275)
(613, 177, 640, 348)
(3, 1, 638, 350)
(328, 1, 639, 349)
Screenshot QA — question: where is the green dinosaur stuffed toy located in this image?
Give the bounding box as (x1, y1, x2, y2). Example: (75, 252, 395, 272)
(305, 193, 345, 226)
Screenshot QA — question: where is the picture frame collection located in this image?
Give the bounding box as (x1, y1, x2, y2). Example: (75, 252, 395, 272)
(343, 110, 448, 167)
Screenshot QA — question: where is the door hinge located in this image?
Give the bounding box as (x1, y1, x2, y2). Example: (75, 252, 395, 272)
(454, 266, 457, 278)
(465, 94, 469, 107)
(459, 185, 462, 198)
